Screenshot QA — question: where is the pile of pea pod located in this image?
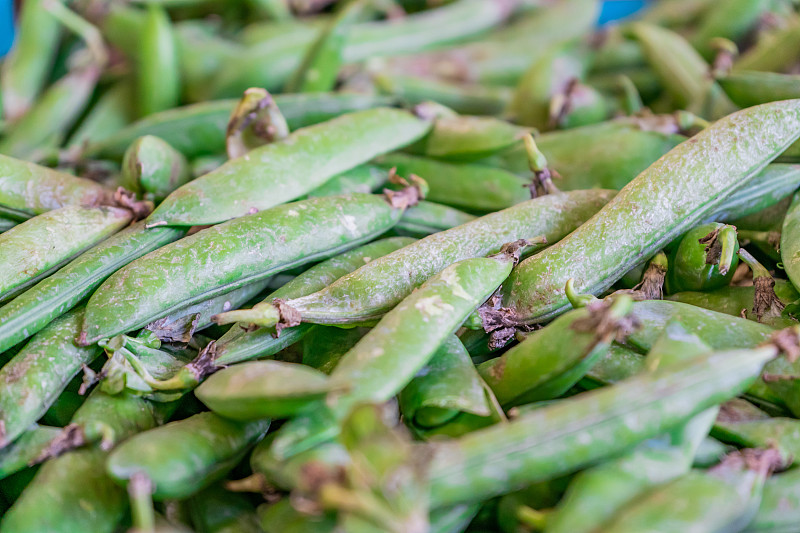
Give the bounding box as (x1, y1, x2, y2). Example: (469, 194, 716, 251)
(9, 0, 800, 531)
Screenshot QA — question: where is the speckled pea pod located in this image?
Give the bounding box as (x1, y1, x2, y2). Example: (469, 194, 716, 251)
(120, 135, 192, 203)
(106, 412, 270, 500)
(85, 93, 397, 160)
(0, 222, 185, 354)
(146, 108, 430, 226)
(745, 467, 800, 532)
(377, 153, 529, 212)
(399, 335, 495, 438)
(0, 390, 164, 533)
(500, 100, 800, 325)
(707, 163, 800, 223)
(82, 193, 408, 344)
(0, 206, 132, 303)
(602, 449, 777, 533)
(138, 3, 180, 116)
(0, 154, 116, 214)
(407, 114, 527, 162)
(305, 164, 389, 198)
(426, 343, 777, 508)
(0, 308, 100, 448)
(719, 70, 800, 109)
(479, 297, 634, 408)
(394, 201, 477, 238)
(226, 190, 612, 328)
(0, 425, 60, 481)
(734, 15, 800, 73)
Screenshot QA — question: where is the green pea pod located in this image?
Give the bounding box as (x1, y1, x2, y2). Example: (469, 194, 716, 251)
(0, 206, 132, 303)
(427, 343, 777, 508)
(0, 154, 116, 214)
(712, 399, 800, 464)
(691, 0, 777, 60)
(378, 153, 529, 212)
(258, 499, 336, 533)
(0, 390, 163, 533)
(251, 437, 351, 491)
(306, 164, 389, 198)
(146, 108, 430, 226)
(225, 190, 612, 329)
(734, 14, 800, 73)
(0, 222, 185, 354)
(373, 73, 512, 116)
(0, 217, 17, 233)
(667, 222, 739, 293)
(66, 81, 134, 148)
(552, 82, 613, 130)
(196, 361, 333, 419)
(399, 335, 494, 438)
(225, 88, 289, 159)
(407, 114, 527, 162)
(781, 191, 800, 291)
(138, 3, 180, 116)
(745, 467, 800, 532)
(488, 118, 686, 190)
(0, 0, 61, 122)
(120, 135, 192, 203)
(302, 326, 367, 375)
(627, 22, 737, 119)
(479, 297, 635, 408)
(86, 93, 396, 160)
(394, 201, 477, 238)
(83, 193, 408, 344)
(187, 484, 262, 533)
(709, 163, 800, 223)
(500, 100, 800, 326)
(107, 413, 268, 501)
(602, 449, 777, 532)
(0, 425, 60, 481)
(0, 308, 100, 448)
(584, 343, 646, 386)
(719, 70, 800, 109)
(285, 0, 364, 93)
(0, 60, 101, 161)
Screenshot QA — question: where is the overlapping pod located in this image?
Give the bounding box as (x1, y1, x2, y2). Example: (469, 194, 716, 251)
(146, 107, 431, 226)
(82, 193, 411, 344)
(120, 135, 191, 203)
(219, 190, 613, 329)
(0, 206, 132, 303)
(395, 201, 477, 237)
(500, 100, 800, 325)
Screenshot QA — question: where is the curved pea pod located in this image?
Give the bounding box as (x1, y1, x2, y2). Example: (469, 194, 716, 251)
(0, 308, 100, 449)
(82, 193, 408, 344)
(0, 389, 163, 533)
(106, 412, 270, 500)
(479, 297, 635, 408)
(196, 361, 333, 420)
(499, 100, 800, 326)
(627, 22, 736, 119)
(603, 449, 779, 533)
(0, 206, 132, 303)
(394, 201, 477, 238)
(66, 82, 134, 148)
(399, 336, 495, 438)
(146, 108, 430, 226)
(86, 93, 397, 160)
(0, 425, 60, 481)
(781, 191, 800, 291)
(120, 135, 192, 203)
(489, 118, 686, 190)
(0, 222, 185, 354)
(745, 467, 800, 532)
(378, 153, 529, 212)
(231, 190, 613, 329)
(407, 114, 527, 162)
(373, 73, 513, 116)
(225, 88, 289, 159)
(306, 164, 389, 198)
(0, 154, 116, 214)
(667, 222, 739, 293)
(719, 70, 800, 109)
(138, 3, 180, 116)
(734, 14, 800, 73)
(691, 0, 778, 60)
(426, 343, 778, 508)
(712, 399, 800, 464)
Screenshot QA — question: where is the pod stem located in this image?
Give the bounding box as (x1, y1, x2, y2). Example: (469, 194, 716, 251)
(737, 248, 785, 321)
(143, 341, 219, 391)
(212, 301, 283, 328)
(616, 74, 643, 115)
(384, 170, 428, 209)
(700, 225, 738, 275)
(515, 505, 549, 531)
(571, 294, 639, 344)
(565, 278, 599, 308)
(523, 134, 560, 197)
(128, 472, 156, 533)
(489, 236, 548, 265)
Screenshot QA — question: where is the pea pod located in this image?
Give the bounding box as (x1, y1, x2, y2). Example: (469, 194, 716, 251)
(66, 81, 134, 148)
(138, 3, 180, 116)
(120, 135, 192, 203)
(83, 193, 409, 344)
(0, 154, 116, 214)
(216, 190, 612, 329)
(399, 335, 496, 438)
(710, 163, 800, 223)
(499, 100, 800, 326)
(667, 222, 739, 293)
(187, 485, 262, 533)
(781, 190, 800, 292)
(225, 88, 289, 159)
(306, 164, 388, 198)
(734, 14, 800, 73)
(426, 343, 778, 508)
(0, 425, 60, 481)
(745, 467, 800, 532)
(146, 108, 430, 226)
(0, 206, 132, 303)
(86, 92, 396, 160)
(690, 0, 778, 60)
(0, 222, 185, 354)
(407, 114, 527, 162)
(668, 280, 799, 325)
(106, 412, 270, 500)
(394, 201, 477, 238)
(713, 399, 800, 464)
(377, 153, 529, 212)
(302, 326, 367, 375)
(719, 70, 800, 109)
